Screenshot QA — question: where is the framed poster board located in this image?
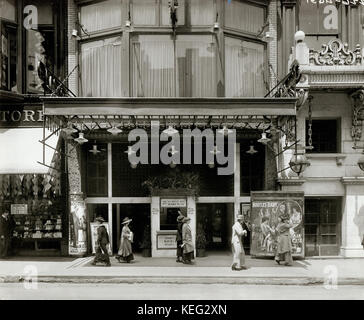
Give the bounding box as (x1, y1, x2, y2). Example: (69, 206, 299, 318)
(157, 232, 177, 250)
(250, 191, 304, 258)
(90, 222, 112, 255)
(11, 204, 28, 215)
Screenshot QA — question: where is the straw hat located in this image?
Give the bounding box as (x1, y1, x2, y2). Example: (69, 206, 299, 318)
(122, 217, 132, 224)
(177, 215, 185, 222)
(95, 216, 105, 223)
(182, 216, 191, 223)
(236, 215, 244, 221)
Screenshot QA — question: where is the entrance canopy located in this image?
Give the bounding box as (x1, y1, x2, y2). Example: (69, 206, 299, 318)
(42, 97, 298, 117)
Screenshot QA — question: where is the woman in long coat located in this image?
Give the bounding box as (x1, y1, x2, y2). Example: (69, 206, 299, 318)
(176, 213, 184, 263)
(274, 213, 293, 266)
(181, 217, 194, 264)
(116, 217, 134, 263)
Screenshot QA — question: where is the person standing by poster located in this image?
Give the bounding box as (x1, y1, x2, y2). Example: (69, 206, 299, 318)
(274, 213, 293, 266)
(181, 217, 194, 264)
(91, 216, 111, 267)
(176, 211, 184, 263)
(231, 215, 248, 271)
(116, 217, 134, 263)
(0, 209, 13, 258)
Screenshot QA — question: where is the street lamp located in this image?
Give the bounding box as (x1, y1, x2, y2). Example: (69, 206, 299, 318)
(289, 154, 310, 175)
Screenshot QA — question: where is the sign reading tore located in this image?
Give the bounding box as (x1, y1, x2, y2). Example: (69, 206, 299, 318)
(161, 199, 187, 208)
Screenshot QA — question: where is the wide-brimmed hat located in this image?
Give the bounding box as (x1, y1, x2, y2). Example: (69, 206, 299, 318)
(177, 215, 185, 222)
(236, 215, 244, 221)
(122, 217, 132, 224)
(182, 217, 191, 223)
(95, 216, 105, 223)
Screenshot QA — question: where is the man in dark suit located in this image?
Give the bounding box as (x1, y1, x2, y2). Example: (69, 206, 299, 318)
(0, 210, 14, 259)
(92, 216, 111, 266)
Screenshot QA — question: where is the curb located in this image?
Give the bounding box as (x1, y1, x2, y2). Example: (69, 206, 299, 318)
(1, 275, 364, 286)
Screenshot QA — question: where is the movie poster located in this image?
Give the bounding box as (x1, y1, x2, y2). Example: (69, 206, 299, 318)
(250, 192, 304, 258)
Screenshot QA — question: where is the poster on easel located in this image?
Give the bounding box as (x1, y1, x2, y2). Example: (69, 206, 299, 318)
(90, 222, 112, 255)
(250, 191, 304, 258)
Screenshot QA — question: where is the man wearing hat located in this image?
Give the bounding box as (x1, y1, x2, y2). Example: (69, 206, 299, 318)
(231, 214, 247, 270)
(92, 216, 111, 266)
(176, 211, 184, 263)
(181, 216, 194, 264)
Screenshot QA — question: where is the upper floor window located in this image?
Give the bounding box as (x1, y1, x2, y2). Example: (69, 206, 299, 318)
(131, 34, 220, 97)
(298, 1, 341, 51)
(306, 119, 340, 154)
(80, 0, 123, 34)
(225, 37, 266, 97)
(224, 0, 265, 35)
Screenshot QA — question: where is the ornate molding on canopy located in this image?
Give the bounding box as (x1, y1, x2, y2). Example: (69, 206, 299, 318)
(309, 39, 362, 66)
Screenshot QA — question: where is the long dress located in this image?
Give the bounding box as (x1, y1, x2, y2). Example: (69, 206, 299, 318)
(117, 225, 134, 263)
(275, 221, 293, 265)
(176, 222, 183, 261)
(182, 223, 194, 263)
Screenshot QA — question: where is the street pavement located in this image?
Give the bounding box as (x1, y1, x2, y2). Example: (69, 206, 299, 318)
(0, 254, 364, 285)
(1, 283, 364, 300)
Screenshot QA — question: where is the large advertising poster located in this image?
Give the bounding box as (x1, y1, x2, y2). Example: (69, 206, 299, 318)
(251, 192, 304, 258)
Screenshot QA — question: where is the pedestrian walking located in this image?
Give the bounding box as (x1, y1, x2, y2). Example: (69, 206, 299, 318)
(231, 214, 247, 271)
(0, 210, 15, 259)
(116, 217, 134, 263)
(274, 213, 293, 266)
(176, 212, 184, 263)
(181, 216, 194, 264)
(91, 216, 111, 266)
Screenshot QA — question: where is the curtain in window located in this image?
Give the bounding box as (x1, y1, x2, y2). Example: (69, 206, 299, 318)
(132, 0, 157, 26)
(81, 37, 122, 97)
(80, 0, 122, 33)
(132, 36, 175, 97)
(176, 36, 217, 97)
(189, 0, 214, 26)
(224, 0, 265, 34)
(225, 37, 265, 97)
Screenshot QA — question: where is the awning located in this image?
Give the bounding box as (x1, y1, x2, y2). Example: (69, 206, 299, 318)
(0, 128, 59, 174)
(42, 97, 298, 117)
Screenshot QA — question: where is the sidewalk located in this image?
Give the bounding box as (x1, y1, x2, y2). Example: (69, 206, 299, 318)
(0, 254, 363, 285)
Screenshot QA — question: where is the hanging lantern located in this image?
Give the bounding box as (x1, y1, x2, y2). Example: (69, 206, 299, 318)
(107, 125, 122, 136)
(217, 125, 233, 136)
(74, 132, 88, 145)
(89, 144, 101, 155)
(163, 125, 179, 136)
(258, 132, 271, 145)
(130, 162, 138, 169)
(62, 122, 77, 136)
(208, 162, 215, 169)
(289, 154, 310, 175)
(169, 161, 177, 168)
(246, 145, 258, 155)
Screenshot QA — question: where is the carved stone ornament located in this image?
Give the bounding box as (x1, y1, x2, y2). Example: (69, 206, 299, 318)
(310, 39, 362, 66)
(351, 89, 364, 141)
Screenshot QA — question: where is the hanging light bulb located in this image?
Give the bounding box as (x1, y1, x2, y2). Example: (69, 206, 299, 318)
(246, 145, 258, 155)
(168, 145, 179, 156)
(74, 132, 88, 145)
(107, 125, 122, 136)
(208, 162, 215, 169)
(130, 162, 138, 169)
(217, 125, 233, 136)
(169, 161, 177, 169)
(258, 132, 271, 145)
(163, 125, 179, 136)
(89, 144, 101, 155)
(125, 146, 136, 156)
(209, 146, 221, 155)
(62, 122, 77, 136)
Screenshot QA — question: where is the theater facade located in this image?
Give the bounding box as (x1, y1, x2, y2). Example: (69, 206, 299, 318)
(1, 0, 364, 258)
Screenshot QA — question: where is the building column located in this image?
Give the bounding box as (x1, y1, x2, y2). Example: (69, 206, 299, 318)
(67, 140, 87, 256)
(151, 196, 160, 257)
(340, 178, 364, 258)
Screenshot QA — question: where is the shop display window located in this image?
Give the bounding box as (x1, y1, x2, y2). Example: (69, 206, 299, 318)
(306, 119, 340, 153)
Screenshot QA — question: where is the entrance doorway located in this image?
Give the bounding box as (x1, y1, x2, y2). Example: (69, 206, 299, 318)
(196, 203, 234, 251)
(112, 204, 150, 254)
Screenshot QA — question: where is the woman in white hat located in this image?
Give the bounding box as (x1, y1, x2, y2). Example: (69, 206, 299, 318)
(116, 217, 134, 263)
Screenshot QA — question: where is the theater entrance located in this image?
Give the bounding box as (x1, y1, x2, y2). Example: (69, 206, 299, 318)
(112, 204, 151, 254)
(196, 203, 234, 252)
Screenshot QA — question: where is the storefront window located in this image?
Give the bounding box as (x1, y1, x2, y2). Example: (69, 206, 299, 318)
(85, 144, 108, 197)
(0, 21, 17, 92)
(132, 0, 157, 25)
(224, 0, 265, 34)
(189, 0, 214, 26)
(132, 34, 218, 97)
(225, 37, 266, 97)
(80, 0, 123, 34)
(81, 36, 122, 97)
